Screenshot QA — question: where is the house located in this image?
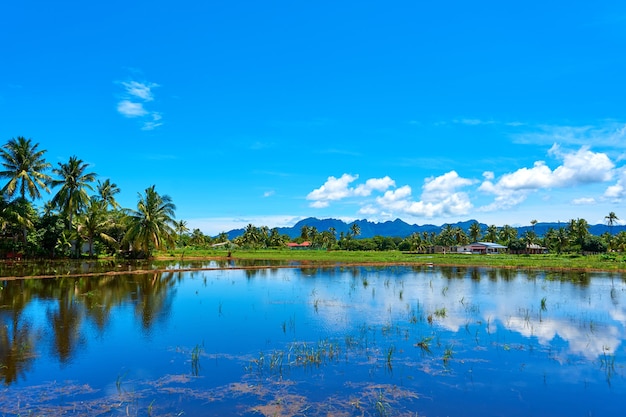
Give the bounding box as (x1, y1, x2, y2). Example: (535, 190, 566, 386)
(456, 242, 507, 254)
(287, 241, 312, 249)
(526, 243, 548, 254)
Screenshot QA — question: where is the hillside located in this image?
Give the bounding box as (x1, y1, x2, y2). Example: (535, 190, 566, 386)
(223, 218, 626, 240)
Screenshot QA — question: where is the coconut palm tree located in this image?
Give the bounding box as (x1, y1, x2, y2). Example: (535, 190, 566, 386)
(350, 223, 361, 238)
(567, 218, 589, 250)
(77, 196, 118, 257)
(96, 179, 121, 211)
(469, 221, 482, 242)
(605, 212, 619, 235)
(0, 136, 51, 201)
(123, 185, 176, 257)
(50, 156, 96, 229)
(498, 224, 517, 247)
(485, 225, 498, 242)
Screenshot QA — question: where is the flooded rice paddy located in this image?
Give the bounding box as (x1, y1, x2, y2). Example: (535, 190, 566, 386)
(1, 261, 625, 416)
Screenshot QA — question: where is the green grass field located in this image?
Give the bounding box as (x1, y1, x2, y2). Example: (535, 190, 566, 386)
(158, 248, 626, 272)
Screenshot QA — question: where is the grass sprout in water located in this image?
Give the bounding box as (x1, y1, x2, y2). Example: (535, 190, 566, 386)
(191, 343, 203, 376)
(415, 336, 434, 354)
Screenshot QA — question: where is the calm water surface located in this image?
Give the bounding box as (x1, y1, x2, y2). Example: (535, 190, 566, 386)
(1, 264, 624, 416)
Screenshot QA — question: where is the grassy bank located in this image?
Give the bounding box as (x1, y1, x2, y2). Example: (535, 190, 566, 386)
(157, 248, 626, 272)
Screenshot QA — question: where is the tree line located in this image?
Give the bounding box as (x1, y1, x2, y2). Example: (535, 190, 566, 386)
(3, 136, 621, 258)
(0, 136, 177, 258)
(207, 216, 623, 255)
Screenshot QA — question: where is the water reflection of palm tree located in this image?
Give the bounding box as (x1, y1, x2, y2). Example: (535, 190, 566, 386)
(49, 285, 83, 363)
(133, 272, 176, 330)
(0, 281, 37, 384)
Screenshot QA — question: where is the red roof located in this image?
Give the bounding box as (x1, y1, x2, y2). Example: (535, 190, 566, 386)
(287, 241, 311, 247)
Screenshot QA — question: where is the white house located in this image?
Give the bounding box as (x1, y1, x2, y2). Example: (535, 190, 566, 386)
(455, 242, 507, 254)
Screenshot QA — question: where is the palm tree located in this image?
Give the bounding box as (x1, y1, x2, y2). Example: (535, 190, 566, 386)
(485, 225, 498, 242)
(453, 227, 469, 245)
(123, 185, 177, 257)
(553, 227, 569, 254)
(96, 179, 121, 210)
(605, 212, 619, 235)
(469, 221, 482, 242)
(567, 218, 589, 251)
(498, 225, 517, 247)
(50, 156, 96, 229)
(0, 136, 51, 201)
(77, 197, 118, 257)
(300, 225, 311, 241)
(350, 223, 361, 238)
(175, 220, 190, 243)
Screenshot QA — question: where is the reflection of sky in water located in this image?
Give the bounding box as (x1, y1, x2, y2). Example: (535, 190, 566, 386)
(1, 266, 625, 416)
(303, 267, 626, 360)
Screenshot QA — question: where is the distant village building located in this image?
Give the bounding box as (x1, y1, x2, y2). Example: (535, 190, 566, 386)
(287, 241, 312, 249)
(509, 243, 548, 255)
(455, 242, 508, 254)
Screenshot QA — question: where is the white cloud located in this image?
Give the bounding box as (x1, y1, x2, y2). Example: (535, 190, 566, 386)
(513, 123, 626, 147)
(479, 145, 615, 211)
(116, 77, 163, 130)
(307, 171, 474, 219)
(354, 176, 396, 196)
(306, 173, 359, 204)
(603, 166, 626, 201)
(121, 81, 158, 101)
(263, 190, 275, 198)
(383, 171, 475, 218)
(421, 171, 475, 201)
(141, 112, 163, 130)
(358, 205, 378, 215)
(117, 100, 147, 117)
(572, 197, 596, 205)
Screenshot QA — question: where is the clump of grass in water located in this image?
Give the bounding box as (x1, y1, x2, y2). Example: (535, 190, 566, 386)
(374, 390, 391, 417)
(191, 344, 203, 376)
(415, 336, 434, 354)
(386, 345, 395, 371)
(443, 345, 454, 366)
(539, 296, 548, 321)
(600, 346, 616, 386)
(115, 372, 127, 395)
(434, 307, 447, 318)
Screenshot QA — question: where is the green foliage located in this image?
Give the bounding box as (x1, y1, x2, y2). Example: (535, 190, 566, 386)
(123, 185, 177, 258)
(582, 235, 608, 253)
(508, 239, 527, 252)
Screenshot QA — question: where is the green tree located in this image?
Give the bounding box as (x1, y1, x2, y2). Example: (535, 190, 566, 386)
(498, 225, 517, 247)
(123, 185, 177, 257)
(50, 156, 97, 230)
(605, 212, 619, 235)
(567, 218, 589, 251)
(77, 197, 118, 257)
(485, 225, 498, 242)
(175, 220, 190, 247)
(96, 179, 121, 210)
(469, 221, 482, 242)
(350, 223, 361, 238)
(0, 136, 51, 201)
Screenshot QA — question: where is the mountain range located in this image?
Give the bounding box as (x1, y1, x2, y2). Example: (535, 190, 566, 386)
(222, 217, 626, 240)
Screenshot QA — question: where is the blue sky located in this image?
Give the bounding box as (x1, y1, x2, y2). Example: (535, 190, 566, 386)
(2, 1, 626, 235)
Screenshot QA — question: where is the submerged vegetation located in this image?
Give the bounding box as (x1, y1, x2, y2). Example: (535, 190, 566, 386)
(1, 264, 623, 416)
